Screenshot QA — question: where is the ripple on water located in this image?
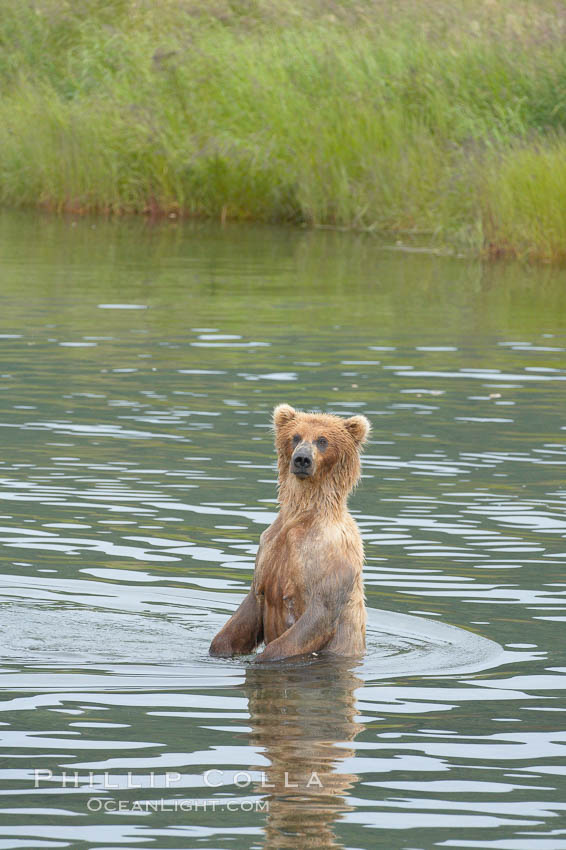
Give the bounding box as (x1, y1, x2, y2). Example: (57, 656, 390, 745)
(0, 599, 510, 690)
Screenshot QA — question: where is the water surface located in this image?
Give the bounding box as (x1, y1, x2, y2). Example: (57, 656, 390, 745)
(0, 211, 565, 849)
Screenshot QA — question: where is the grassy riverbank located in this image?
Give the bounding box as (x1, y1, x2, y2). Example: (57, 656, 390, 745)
(1, 1, 566, 260)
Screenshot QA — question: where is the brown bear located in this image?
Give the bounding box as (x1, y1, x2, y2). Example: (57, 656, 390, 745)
(209, 404, 370, 662)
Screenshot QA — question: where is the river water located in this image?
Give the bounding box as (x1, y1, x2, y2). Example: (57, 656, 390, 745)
(0, 210, 565, 849)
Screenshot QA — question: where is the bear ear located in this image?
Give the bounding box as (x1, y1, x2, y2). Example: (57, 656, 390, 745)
(344, 414, 371, 446)
(273, 404, 297, 429)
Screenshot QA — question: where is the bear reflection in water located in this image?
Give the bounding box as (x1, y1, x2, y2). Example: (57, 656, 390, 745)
(244, 657, 363, 849)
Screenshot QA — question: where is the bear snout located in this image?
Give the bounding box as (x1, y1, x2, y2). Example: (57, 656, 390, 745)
(291, 445, 314, 478)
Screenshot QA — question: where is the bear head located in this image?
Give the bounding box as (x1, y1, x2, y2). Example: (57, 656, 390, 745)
(273, 404, 370, 508)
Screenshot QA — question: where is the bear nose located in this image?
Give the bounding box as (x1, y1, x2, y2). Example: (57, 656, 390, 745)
(293, 453, 312, 470)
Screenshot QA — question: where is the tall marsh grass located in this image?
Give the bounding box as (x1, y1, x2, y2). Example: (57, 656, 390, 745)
(1, 0, 566, 259)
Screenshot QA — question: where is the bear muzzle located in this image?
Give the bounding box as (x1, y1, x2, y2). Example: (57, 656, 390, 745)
(291, 444, 315, 479)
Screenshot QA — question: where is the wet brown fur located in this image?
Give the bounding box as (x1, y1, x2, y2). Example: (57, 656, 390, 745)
(209, 404, 370, 662)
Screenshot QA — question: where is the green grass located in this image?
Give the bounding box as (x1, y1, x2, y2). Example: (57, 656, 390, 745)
(1, 0, 566, 259)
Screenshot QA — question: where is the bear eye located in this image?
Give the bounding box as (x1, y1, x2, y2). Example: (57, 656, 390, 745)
(316, 436, 328, 450)
(292, 434, 301, 445)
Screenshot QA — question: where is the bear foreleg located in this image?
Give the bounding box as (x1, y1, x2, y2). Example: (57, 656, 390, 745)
(252, 605, 334, 662)
(253, 564, 357, 663)
(209, 590, 263, 657)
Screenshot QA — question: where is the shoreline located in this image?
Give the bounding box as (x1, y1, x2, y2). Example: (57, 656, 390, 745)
(2, 0, 566, 263)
